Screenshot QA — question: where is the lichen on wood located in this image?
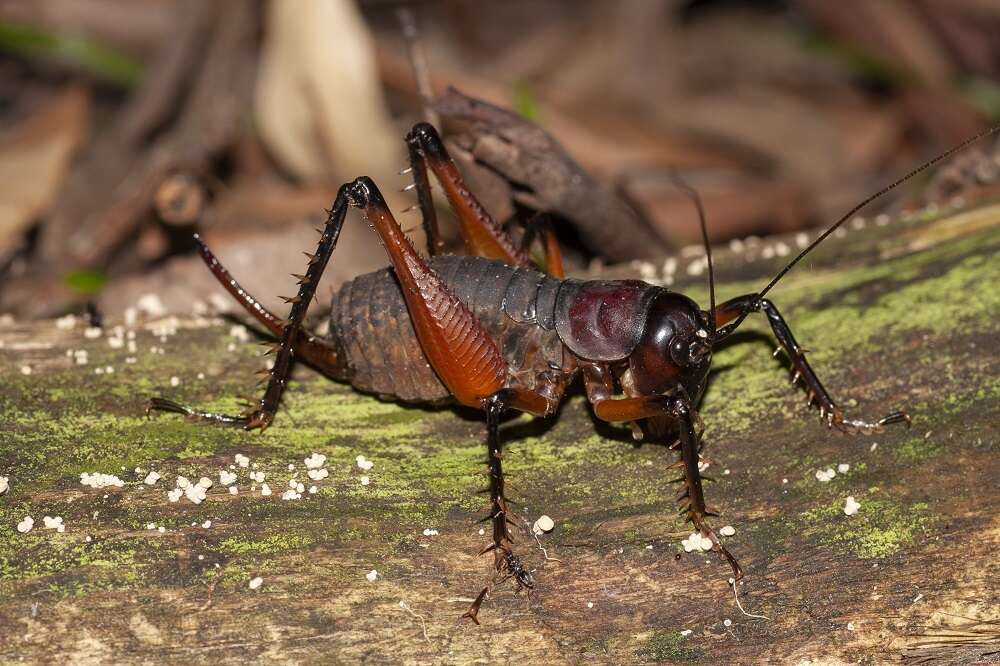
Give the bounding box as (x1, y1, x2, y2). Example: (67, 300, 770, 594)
(0, 199, 998, 663)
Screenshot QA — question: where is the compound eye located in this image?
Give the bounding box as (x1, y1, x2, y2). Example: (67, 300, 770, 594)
(670, 338, 691, 366)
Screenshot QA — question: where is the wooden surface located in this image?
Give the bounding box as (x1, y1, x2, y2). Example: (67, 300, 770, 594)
(0, 198, 998, 664)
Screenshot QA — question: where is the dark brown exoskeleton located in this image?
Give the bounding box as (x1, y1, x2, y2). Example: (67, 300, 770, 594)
(149, 122, 998, 623)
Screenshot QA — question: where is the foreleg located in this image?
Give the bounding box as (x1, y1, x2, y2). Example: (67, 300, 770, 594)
(582, 366, 742, 580)
(714, 294, 910, 434)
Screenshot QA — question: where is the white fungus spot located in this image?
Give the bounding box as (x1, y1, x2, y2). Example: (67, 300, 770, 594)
(307, 468, 328, 481)
(20, 365, 32, 375)
(184, 484, 206, 504)
(84, 326, 102, 339)
(80, 472, 125, 489)
(55, 314, 77, 329)
(847, 621, 855, 631)
(422, 528, 439, 536)
(360, 476, 370, 486)
(229, 325, 250, 342)
(308, 486, 317, 494)
(356, 455, 374, 471)
(135, 293, 166, 317)
(837, 463, 850, 474)
(681, 532, 713, 553)
(365, 569, 378, 582)
(843, 496, 861, 516)
(815, 468, 836, 482)
(248, 577, 263, 590)
(532, 515, 555, 535)
(228, 486, 238, 495)
(169, 376, 180, 387)
(587, 602, 594, 609)
(143, 471, 161, 486)
(17, 516, 34, 533)
(719, 525, 736, 537)
(0, 476, 8, 495)
(202, 520, 212, 529)
(167, 488, 182, 503)
(157, 526, 165, 533)
(680, 629, 693, 637)
(43, 516, 65, 532)
(219, 470, 237, 486)
(304, 453, 327, 469)
(234, 454, 250, 468)
(260, 483, 272, 496)
(197, 477, 213, 489)
(724, 619, 732, 627)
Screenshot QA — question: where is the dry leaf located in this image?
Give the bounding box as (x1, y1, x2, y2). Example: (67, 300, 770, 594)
(0, 86, 89, 254)
(254, 0, 402, 184)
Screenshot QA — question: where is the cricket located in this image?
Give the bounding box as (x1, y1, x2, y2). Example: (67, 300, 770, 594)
(148, 121, 996, 623)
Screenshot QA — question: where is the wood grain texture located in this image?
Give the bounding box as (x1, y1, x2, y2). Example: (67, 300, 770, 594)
(0, 198, 997, 664)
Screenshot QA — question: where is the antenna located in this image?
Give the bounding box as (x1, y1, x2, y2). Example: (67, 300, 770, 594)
(669, 171, 716, 333)
(759, 124, 1000, 299)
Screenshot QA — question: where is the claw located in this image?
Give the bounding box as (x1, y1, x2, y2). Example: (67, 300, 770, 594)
(461, 588, 488, 625)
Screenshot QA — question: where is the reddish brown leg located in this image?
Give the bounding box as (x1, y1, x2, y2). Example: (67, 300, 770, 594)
(192, 235, 342, 373)
(583, 366, 743, 581)
(405, 123, 531, 267)
(714, 294, 910, 434)
(538, 221, 565, 278)
(149, 186, 354, 429)
(519, 213, 565, 278)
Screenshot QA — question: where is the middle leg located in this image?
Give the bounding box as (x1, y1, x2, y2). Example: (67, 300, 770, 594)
(405, 122, 567, 278)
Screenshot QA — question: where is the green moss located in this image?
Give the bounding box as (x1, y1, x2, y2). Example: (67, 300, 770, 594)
(0, 535, 141, 595)
(217, 533, 313, 557)
(798, 497, 931, 559)
(635, 629, 703, 662)
(893, 435, 945, 462)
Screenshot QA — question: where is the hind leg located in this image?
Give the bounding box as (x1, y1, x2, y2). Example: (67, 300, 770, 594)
(150, 184, 356, 429)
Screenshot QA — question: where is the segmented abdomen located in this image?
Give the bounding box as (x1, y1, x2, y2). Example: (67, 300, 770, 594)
(329, 255, 565, 403)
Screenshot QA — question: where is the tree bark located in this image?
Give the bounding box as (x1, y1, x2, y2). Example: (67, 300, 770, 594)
(0, 198, 997, 664)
